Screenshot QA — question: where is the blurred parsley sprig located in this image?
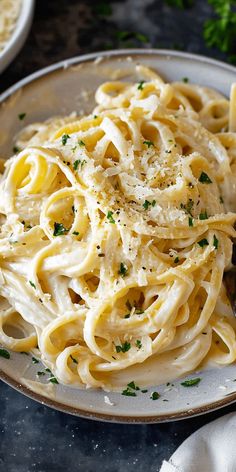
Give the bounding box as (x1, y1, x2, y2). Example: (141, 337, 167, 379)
(204, 0, 236, 61)
(165, 0, 236, 62)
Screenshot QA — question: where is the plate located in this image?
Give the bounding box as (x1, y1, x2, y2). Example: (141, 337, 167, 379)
(1, 49, 236, 423)
(0, 0, 34, 74)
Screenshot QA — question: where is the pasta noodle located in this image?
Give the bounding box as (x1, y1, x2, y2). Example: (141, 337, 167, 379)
(0, 0, 21, 52)
(0, 66, 236, 390)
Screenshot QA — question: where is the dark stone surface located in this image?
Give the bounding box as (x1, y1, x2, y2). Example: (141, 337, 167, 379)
(0, 1, 235, 471)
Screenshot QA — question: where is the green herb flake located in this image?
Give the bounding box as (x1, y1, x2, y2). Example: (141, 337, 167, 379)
(213, 234, 219, 250)
(181, 377, 201, 387)
(37, 371, 45, 376)
(220, 196, 224, 204)
(188, 216, 193, 227)
(45, 368, 51, 373)
(53, 222, 69, 236)
(32, 357, 39, 364)
(70, 354, 78, 364)
(122, 388, 137, 397)
(29, 280, 36, 289)
(198, 238, 209, 248)
(49, 377, 59, 384)
(115, 341, 131, 353)
(18, 113, 26, 121)
(107, 211, 115, 224)
(127, 381, 140, 391)
(174, 256, 179, 263)
(137, 80, 145, 91)
(73, 160, 80, 170)
(124, 313, 130, 319)
(13, 145, 20, 153)
(72, 231, 79, 236)
(143, 199, 156, 210)
(61, 134, 70, 146)
(0, 348, 10, 359)
(136, 339, 142, 349)
(151, 391, 160, 400)
(143, 140, 154, 148)
(78, 140, 86, 147)
(199, 211, 208, 220)
(118, 262, 128, 277)
(141, 389, 148, 393)
(199, 171, 212, 184)
(182, 77, 189, 83)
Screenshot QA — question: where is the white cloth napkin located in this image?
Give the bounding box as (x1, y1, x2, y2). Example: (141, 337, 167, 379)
(160, 412, 236, 472)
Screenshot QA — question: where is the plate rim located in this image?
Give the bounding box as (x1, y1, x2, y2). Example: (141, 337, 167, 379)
(1, 48, 236, 423)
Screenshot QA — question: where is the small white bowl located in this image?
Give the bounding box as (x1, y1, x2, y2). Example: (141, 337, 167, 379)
(0, 0, 35, 74)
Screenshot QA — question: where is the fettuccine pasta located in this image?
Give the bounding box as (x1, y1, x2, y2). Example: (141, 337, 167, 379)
(0, 66, 236, 390)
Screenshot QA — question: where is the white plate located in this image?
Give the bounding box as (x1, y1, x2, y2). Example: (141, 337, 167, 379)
(0, 0, 34, 74)
(0, 49, 236, 423)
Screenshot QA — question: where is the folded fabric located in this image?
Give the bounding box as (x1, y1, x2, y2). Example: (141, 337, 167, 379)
(160, 412, 236, 472)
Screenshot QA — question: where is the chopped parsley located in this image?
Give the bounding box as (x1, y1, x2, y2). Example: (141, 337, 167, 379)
(143, 199, 156, 210)
(181, 377, 201, 387)
(188, 216, 193, 227)
(93, 115, 98, 119)
(118, 262, 128, 277)
(141, 389, 148, 393)
(32, 357, 39, 364)
(37, 371, 45, 376)
(0, 348, 10, 359)
(150, 391, 160, 400)
(61, 134, 70, 145)
(199, 171, 212, 184)
(107, 211, 115, 224)
(73, 160, 80, 170)
(122, 388, 137, 397)
(199, 211, 208, 220)
(121, 380, 139, 396)
(213, 234, 219, 249)
(182, 77, 189, 83)
(115, 341, 131, 353)
(53, 222, 69, 236)
(13, 145, 20, 153)
(136, 339, 142, 349)
(198, 238, 209, 248)
(29, 280, 36, 289)
(137, 80, 145, 90)
(18, 113, 26, 120)
(78, 140, 86, 146)
(143, 140, 154, 147)
(49, 377, 59, 384)
(70, 354, 78, 364)
(220, 196, 224, 204)
(124, 313, 130, 319)
(127, 381, 140, 391)
(174, 256, 179, 263)
(72, 231, 79, 236)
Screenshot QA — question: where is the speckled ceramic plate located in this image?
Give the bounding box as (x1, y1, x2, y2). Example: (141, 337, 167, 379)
(0, 49, 236, 423)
